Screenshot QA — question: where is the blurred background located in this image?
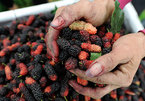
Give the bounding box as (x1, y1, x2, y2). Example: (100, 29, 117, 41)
(132, 0, 145, 27)
(0, 0, 58, 11)
(0, 0, 144, 26)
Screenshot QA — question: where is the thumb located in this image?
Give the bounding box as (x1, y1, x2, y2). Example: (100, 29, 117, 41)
(86, 47, 132, 77)
(50, 1, 90, 29)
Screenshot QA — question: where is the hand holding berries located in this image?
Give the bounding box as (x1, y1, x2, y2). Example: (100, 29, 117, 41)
(2, 1, 145, 99)
(45, 1, 145, 99)
(69, 32, 145, 99)
(45, 0, 115, 59)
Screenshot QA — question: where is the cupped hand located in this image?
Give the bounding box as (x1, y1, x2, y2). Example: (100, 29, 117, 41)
(69, 32, 145, 99)
(45, 0, 115, 59)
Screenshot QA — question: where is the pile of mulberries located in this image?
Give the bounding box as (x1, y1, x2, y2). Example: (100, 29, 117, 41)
(57, 21, 120, 72)
(57, 21, 145, 101)
(0, 12, 145, 101)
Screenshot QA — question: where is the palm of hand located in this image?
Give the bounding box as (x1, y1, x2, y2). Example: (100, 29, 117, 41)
(69, 33, 145, 99)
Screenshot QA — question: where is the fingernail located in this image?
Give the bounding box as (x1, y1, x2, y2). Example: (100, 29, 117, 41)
(86, 63, 103, 77)
(50, 16, 64, 28)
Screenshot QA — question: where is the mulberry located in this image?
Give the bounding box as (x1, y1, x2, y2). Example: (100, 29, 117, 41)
(90, 35, 102, 46)
(19, 83, 35, 101)
(44, 82, 60, 95)
(57, 38, 71, 50)
(59, 51, 69, 61)
(78, 51, 89, 60)
(0, 86, 8, 96)
(81, 43, 101, 52)
(60, 71, 71, 97)
(17, 63, 28, 76)
(33, 55, 42, 63)
(39, 76, 47, 88)
(71, 31, 81, 40)
(44, 62, 57, 81)
(60, 27, 73, 40)
(14, 52, 30, 62)
(69, 21, 97, 34)
(65, 57, 78, 70)
(80, 30, 90, 42)
(68, 45, 81, 57)
(30, 63, 42, 81)
(102, 47, 111, 55)
(25, 77, 44, 101)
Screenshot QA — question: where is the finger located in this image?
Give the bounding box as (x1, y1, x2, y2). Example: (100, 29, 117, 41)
(69, 80, 119, 99)
(85, 45, 133, 77)
(45, 6, 65, 58)
(50, 6, 66, 29)
(46, 1, 90, 58)
(70, 69, 107, 84)
(50, 0, 91, 29)
(69, 68, 128, 85)
(45, 26, 59, 58)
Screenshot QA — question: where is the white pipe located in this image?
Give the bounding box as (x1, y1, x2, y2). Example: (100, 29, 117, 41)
(0, 0, 79, 23)
(0, 11, 16, 22)
(123, 3, 144, 33)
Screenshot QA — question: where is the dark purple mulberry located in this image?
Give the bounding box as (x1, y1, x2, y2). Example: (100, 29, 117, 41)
(30, 63, 43, 81)
(0, 86, 8, 96)
(34, 55, 42, 63)
(69, 40, 75, 45)
(80, 30, 90, 42)
(17, 44, 30, 53)
(44, 62, 57, 81)
(19, 83, 35, 101)
(74, 40, 82, 47)
(14, 52, 30, 62)
(60, 27, 73, 40)
(68, 45, 81, 57)
(19, 34, 27, 43)
(59, 50, 69, 61)
(25, 77, 44, 101)
(102, 47, 111, 55)
(71, 31, 81, 40)
(57, 38, 71, 50)
(65, 57, 78, 70)
(90, 35, 102, 46)
(60, 71, 71, 96)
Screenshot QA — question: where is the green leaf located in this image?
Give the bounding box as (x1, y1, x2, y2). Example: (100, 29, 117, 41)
(0, 2, 8, 12)
(14, 0, 33, 8)
(24, 0, 33, 7)
(14, 0, 25, 8)
(90, 53, 101, 60)
(51, 6, 58, 14)
(139, 10, 145, 21)
(110, 0, 124, 34)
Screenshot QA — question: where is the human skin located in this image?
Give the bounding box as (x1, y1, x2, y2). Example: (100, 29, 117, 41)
(45, 0, 145, 99)
(45, 0, 115, 59)
(69, 32, 145, 99)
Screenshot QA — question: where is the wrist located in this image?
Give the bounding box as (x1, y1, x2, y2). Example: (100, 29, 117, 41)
(93, 0, 115, 22)
(137, 32, 145, 58)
